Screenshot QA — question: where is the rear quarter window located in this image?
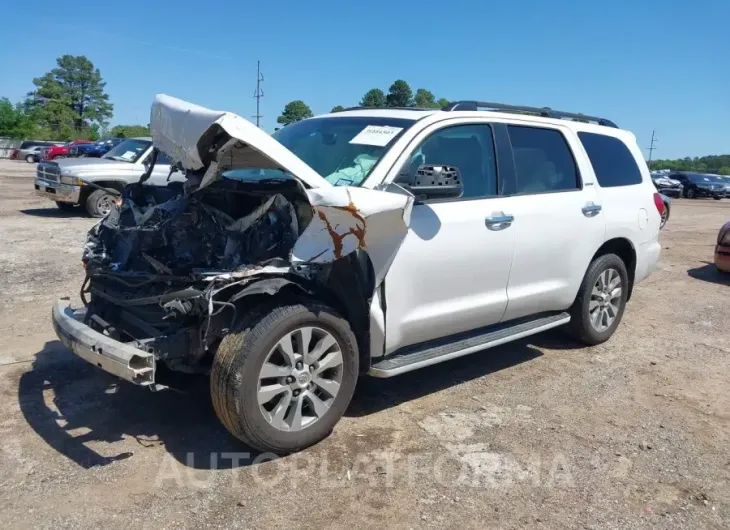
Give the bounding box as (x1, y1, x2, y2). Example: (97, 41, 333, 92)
(578, 132, 643, 187)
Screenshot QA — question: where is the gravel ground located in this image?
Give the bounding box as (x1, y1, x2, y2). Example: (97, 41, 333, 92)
(0, 158, 728, 529)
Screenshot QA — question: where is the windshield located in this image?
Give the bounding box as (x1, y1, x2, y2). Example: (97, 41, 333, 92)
(103, 138, 151, 163)
(272, 116, 415, 186)
(687, 173, 720, 183)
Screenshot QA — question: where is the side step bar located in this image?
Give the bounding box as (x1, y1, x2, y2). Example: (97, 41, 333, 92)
(369, 312, 571, 378)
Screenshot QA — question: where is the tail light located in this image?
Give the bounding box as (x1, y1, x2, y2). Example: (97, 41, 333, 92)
(653, 193, 665, 216)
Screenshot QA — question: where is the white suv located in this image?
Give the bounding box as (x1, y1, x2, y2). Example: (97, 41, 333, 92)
(52, 95, 663, 454)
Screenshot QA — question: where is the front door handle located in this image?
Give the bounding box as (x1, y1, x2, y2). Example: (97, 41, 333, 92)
(582, 203, 602, 217)
(485, 212, 514, 230)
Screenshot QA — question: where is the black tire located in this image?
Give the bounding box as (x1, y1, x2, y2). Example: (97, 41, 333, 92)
(84, 189, 115, 217)
(211, 300, 359, 454)
(567, 253, 629, 345)
(713, 196, 722, 201)
(686, 188, 695, 199)
(25, 155, 35, 163)
(55, 201, 76, 211)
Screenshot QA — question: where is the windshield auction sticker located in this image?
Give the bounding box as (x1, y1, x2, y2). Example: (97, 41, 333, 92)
(349, 125, 404, 147)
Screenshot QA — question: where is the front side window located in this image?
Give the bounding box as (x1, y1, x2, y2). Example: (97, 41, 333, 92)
(509, 125, 580, 194)
(272, 116, 415, 186)
(578, 132, 643, 187)
(397, 124, 497, 199)
(103, 139, 151, 163)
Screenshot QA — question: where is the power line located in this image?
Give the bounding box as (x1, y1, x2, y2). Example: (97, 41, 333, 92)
(647, 130, 658, 166)
(253, 61, 264, 127)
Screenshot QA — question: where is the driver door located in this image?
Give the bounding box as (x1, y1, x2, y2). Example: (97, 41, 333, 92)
(381, 121, 516, 354)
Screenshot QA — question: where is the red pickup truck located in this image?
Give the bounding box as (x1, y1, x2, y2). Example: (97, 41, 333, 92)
(42, 139, 92, 160)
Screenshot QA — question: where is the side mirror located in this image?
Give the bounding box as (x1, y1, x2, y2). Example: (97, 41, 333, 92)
(407, 165, 464, 200)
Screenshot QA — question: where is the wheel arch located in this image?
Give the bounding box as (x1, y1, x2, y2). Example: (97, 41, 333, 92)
(590, 237, 637, 300)
(79, 179, 127, 204)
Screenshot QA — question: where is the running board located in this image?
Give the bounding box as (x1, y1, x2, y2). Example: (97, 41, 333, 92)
(369, 312, 570, 378)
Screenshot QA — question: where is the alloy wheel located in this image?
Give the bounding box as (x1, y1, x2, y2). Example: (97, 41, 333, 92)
(588, 268, 622, 332)
(257, 326, 343, 432)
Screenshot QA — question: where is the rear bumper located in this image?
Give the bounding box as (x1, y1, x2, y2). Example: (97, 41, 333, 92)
(634, 240, 661, 285)
(715, 245, 730, 273)
(52, 298, 156, 385)
(35, 177, 81, 204)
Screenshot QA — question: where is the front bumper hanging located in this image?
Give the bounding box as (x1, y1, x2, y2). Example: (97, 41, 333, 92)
(52, 298, 156, 386)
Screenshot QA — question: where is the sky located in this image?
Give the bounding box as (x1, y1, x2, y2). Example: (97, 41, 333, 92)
(0, 0, 728, 159)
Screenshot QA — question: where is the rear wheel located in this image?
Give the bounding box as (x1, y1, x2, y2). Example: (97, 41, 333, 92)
(567, 253, 628, 345)
(211, 300, 359, 454)
(85, 189, 116, 217)
(25, 155, 34, 163)
(53, 155, 65, 160)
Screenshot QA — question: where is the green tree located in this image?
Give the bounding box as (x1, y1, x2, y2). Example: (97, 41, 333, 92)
(25, 55, 113, 140)
(0, 98, 36, 138)
(386, 80, 413, 107)
(330, 105, 345, 113)
(110, 124, 150, 138)
(359, 88, 386, 108)
(414, 88, 440, 108)
(277, 100, 313, 126)
(436, 98, 450, 108)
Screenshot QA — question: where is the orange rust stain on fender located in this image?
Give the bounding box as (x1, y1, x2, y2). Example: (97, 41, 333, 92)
(317, 210, 344, 259)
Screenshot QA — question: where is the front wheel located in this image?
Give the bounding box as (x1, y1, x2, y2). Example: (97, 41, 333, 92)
(686, 188, 695, 199)
(567, 253, 629, 345)
(85, 189, 116, 217)
(211, 300, 359, 454)
(25, 155, 35, 163)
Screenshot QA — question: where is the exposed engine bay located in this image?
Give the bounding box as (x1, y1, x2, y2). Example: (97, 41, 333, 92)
(82, 175, 327, 372)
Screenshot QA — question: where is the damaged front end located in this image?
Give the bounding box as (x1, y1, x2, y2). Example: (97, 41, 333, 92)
(59, 93, 413, 385)
(80, 175, 314, 374)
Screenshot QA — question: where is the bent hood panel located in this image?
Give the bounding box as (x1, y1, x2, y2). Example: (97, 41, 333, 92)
(150, 94, 330, 189)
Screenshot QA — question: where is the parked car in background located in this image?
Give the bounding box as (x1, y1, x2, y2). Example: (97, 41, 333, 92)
(651, 174, 683, 198)
(15, 141, 62, 162)
(35, 137, 178, 216)
(669, 172, 726, 199)
(715, 222, 730, 273)
(714, 175, 730, 196)
(42, 139, 92, 161)
(70, 138, 124, 158)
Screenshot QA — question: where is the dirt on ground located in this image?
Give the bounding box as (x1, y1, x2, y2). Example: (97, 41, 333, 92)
(0, 158, 728, 529)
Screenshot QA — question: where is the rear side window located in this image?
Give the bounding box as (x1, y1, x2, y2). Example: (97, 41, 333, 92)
(578, 132, 643, 187)
(508, 125, 580, 194)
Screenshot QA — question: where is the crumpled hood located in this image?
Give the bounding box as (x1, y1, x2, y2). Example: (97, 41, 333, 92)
(150, 94, 330, 190)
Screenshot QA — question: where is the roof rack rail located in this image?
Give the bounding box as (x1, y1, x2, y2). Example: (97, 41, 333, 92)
(441, 101, 618, 128)
(334, 106, 437, 112)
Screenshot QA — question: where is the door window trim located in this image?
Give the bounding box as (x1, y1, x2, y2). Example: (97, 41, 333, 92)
(384, 118, 503, 204)
(501, 123, 584, 197)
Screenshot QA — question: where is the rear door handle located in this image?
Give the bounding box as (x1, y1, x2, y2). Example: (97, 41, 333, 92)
(582, 203, 602, 217)
(485, 212, 514, 230)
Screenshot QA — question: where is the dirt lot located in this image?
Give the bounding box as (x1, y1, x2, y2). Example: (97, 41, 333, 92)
(0, 158, 728, 529)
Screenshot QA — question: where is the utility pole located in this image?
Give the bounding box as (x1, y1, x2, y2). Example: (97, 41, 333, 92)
(253, 61, 264, 127)
(647, 130, 658, 167)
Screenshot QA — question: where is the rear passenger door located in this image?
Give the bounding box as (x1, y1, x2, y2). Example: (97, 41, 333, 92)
(579, 132, 659, 247)
(499, 124, 606, 321)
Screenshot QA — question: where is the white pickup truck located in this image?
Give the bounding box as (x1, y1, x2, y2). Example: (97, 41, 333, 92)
(52, 95, 662, 453)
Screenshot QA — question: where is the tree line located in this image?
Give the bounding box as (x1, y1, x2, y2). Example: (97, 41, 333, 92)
(276, 79, 450, 126)
(0, 54, 148, 142)
(650, 155, 730, 175)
